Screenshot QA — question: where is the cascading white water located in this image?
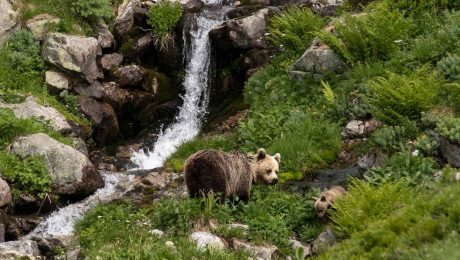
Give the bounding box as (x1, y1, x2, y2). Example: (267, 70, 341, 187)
(131, 1, 228, 169)
(26, 173, 133, 239)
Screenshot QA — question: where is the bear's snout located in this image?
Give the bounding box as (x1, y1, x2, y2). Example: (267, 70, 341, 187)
(270, 179, 278, 184)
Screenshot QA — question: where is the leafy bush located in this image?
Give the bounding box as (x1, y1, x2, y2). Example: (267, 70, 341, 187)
(388, 0, 460, 12)
(331, 3, 412, 62)
(71, 0, 114, 24)
(415, 134, 439, 156)
(268, 113, 341, 172)
(6, 30, 44, 74)
(365, 152, 437, 186)
(147, 1, 182, 38)
(318, 180, 460, 259)
(330, 179, 415, 237)
(366, 67, 446, 124)
(438, 53, 460, 81)
(436, 116, 460, 143)
(268, 7, 324, 55)
(370, 119, 419, 154)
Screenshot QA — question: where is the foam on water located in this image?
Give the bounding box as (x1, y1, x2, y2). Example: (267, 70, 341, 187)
(131, 1, 228, 169)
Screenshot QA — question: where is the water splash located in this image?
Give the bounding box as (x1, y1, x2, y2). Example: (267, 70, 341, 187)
(131, 3, 228, 169)
(26, 173, 133, 239)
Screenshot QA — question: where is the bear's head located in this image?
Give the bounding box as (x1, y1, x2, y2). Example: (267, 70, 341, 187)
(254, 148, 281, 185)
(314, 193, 332, 218)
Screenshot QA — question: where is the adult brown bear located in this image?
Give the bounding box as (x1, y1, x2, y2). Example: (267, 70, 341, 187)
(184, 148, 280, 202)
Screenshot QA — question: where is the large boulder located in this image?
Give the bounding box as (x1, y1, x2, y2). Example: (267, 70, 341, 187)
(8, 133, 104, 196)
(25, 14, 60, 41)
(114, 0, 141, 37)
(78, 97, 119, 145)
(0, 0, 20, 46)
(42, 33, 102, 83)
(292, 37, 347, 76)
(0, 178, 12, 207)
(210, 8, 271, 50)
(0, 96, 72, 134)
(100, 53, 123, 71)
(97, 23, 115, 49)
(0, 239, 40, 259)
(113, 64, 145, 89)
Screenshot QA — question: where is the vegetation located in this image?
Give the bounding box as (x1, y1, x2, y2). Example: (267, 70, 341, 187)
(71, 0, 114, 24)
(146, 0, 183, 47)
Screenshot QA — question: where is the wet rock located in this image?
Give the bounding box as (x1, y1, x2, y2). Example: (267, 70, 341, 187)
(45, 70, 70, 93)
(78, 97, 119, 145)
(72, 137, 89, 157)
(0, 96, 72, 134)
(0, 178, 11, 207)
(98, 162, 116, 171)
(9, 133, 104, 196)
(191, 231, 226, 251)
(210, 8, 271, 50)
(42, 33, 102, 83)
(100, 53, 123, 71)
(0, 239, 40, 258)
(293, 167, 362, 192)
(0, 0, 20, 46)
(358, 150, 385, 171)
(231, 239, 279, 260)
(6, 216, 43, 240)
(438, 136, 460, 167)
(99, 82, 136, 108)
(115, 0, 142, 37)
(25, 14, 60, 40)
(137, 100, 179, 127)
(312, 227, 337, 254)
(292, 37, 347, 76)
(343, 120, 365, 137)
(132, 33, 154, 54)
(184, 0, 204, 13)
(289, 239, 312, 258)
(309, 0, 344, 16)
(0, 223, 4, 242)
(113, 64, 145, 89)
(97, 23, 115, 49)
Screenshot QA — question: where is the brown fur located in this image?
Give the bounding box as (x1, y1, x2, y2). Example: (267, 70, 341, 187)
(314, 186, 347, 217)
(184, 148, 280, 202)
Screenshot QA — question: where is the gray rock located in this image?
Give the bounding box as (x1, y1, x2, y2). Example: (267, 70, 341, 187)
(231, 239, 278, 260)
(438, 136, 460, 167)
(25, 14, 60, 40)
(343, 120, 365, 137)
(0, 239, 40, 258)
(293, 37, 347, 75)
(191, 231, 226, 251)
(289, 239, 312, 259)
(358, 150, 385, 171)
(113, 65, 145, 88)
(184, 0, 204, 13)
(42, 33, 102, 83)
(97, 23, 115, 49)
(149, 229, 165, 237)
(210, 8, 271, 50)
(312, 227, 337, 254)
(45, 70, 70, 92)
(100, 53, 123, 71)
(115, 0, 141, 36)
(0, 178, 12, 207)
(72, 137, 89, 157)
(78, 97, 119, 145)
(9, 133, 104, 196)
(0, 0, 20, 46)
(309, 0, 344, 16)
(0, 96, 72, 133)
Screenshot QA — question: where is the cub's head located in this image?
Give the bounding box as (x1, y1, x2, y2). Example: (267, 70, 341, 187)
(254, 148, 281, 185)
(314, 193, 332, 218)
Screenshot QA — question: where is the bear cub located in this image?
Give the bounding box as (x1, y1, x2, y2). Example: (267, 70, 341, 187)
(314, 186, 347, 218)
(184, 148, 281, 202)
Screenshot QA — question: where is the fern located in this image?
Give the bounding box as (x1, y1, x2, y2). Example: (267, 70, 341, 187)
(321, 80, 335, 104)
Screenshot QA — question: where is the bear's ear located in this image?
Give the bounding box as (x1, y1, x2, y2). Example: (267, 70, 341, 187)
(274, 153, 281, 162)
(256, 148, 266, 161)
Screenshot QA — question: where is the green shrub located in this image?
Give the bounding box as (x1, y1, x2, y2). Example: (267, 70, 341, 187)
(388, 0, 460, 12)
(147, 1, 182, 38)
(71, 0, 114, 24)
(332, 3, 412, 62)
(438, 53, 460, 81)
(268, 113, 341, 172)
(366, 67, 446, 124)
(268, 7, 324, 55)
(415, 134, 439, 156)
(436, 116, 460, 143)
(370, 119, 419, 154)
(330, 179, 415, 237)
(6, 30, 44, 74)
(366, 151, 437, 186)
(164, 134, 237, 172)
(318, 180, 460, 259)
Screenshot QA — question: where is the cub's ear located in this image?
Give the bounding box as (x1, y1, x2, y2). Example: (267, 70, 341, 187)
(274, 153, 281, 162)
(311, 196, 319, 201)
(257, 148, 266, 160)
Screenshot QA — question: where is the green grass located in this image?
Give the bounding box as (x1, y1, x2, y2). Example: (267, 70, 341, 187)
(76, 186, 323, 258)
(164, 134, 238, 172)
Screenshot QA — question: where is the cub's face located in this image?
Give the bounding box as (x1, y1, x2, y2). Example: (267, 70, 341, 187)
(254, 148, 281, 185)
(314, 194, 332, 218)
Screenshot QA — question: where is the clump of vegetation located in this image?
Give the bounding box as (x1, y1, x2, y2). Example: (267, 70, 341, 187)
(146, 0, 182, 48)
(268, 7, 324, 55)
(71, 0, 114, 24)
(436, 116, 460, 143)
(369, 119, 418, 154)
(6, 30, 44, 74)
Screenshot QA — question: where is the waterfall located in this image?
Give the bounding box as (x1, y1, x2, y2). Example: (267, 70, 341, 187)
(131, 1, 228, 169)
